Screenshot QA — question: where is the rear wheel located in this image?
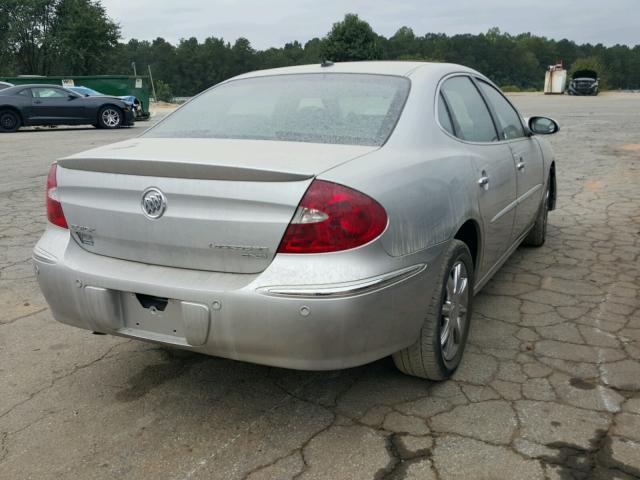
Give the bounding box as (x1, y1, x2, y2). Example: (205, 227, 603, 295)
(393, 240, 474, 380)
(0, 110, 20, 132)
(97, 106, 123, 129)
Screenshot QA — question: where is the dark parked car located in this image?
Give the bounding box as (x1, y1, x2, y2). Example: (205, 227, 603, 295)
(0, 84, 135, 132)
(568, 69, 599, 96)
(68, 86, 149, 120)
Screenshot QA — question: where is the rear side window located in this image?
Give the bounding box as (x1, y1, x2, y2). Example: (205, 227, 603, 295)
(437, 93, 455, 135)
(441, 76, 498, 142)
(477, 81, 525, 140)
(17, 89, 30, 97)
(145, 74, 410, 146)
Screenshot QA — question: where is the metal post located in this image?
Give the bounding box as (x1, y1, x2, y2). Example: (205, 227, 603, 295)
(132, 62, 137, 76)
(147, 64, 157, 102)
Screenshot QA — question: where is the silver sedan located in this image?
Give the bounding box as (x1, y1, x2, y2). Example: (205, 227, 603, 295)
(34, 61, 559, 380)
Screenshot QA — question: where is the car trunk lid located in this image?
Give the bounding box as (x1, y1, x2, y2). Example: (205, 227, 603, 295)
(56, 138, 377, 273)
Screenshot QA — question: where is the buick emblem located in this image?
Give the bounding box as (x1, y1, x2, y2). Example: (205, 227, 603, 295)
(141, 188, 167, 219)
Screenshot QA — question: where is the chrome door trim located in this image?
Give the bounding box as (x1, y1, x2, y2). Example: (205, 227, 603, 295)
(490, 183, 542, 224)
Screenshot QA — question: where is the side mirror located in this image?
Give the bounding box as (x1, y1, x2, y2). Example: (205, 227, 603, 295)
(528, 116, 559, 135)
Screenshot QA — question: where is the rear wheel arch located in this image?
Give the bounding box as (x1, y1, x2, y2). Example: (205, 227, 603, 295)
(97, 103, 123, 117)
(0, 107, 23, 132)
(0, 105, 24, 124)
(454, 219, 481, 273)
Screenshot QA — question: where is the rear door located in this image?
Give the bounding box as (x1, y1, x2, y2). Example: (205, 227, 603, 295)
(475, 80, 544, 239)
(30, 87, 85, 122)
(440, 76, 517, 275)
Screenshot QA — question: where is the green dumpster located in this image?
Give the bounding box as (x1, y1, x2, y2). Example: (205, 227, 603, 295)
(0, 75, 151, 120)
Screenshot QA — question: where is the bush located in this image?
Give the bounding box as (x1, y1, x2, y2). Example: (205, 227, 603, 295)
(154, 80, 173, 102)
(501, 85, 521, 92)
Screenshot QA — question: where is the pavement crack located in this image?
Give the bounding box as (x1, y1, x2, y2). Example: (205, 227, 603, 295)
(239, 450, 302, 480)
(0, 341, 126, 421)
(374, 433, 432, 480)
(0, 307, 48, 326)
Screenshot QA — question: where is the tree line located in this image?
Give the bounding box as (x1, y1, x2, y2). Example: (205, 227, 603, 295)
(2, 2, 639, 97)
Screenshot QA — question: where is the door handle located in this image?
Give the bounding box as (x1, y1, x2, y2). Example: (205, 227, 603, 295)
(517, 162, 526, 170)
(478, 176, 489, 187)
(33, 100, 43, 104)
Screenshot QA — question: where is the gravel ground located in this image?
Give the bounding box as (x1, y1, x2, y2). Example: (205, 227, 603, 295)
(0, 93, 639, 480)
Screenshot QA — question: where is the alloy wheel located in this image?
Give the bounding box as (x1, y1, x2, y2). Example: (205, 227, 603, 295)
(440, 260, 469, 366)
(101, 108, 121, 128)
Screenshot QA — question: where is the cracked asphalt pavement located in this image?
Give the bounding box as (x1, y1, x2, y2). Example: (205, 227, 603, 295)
(1, 94, 639, 480)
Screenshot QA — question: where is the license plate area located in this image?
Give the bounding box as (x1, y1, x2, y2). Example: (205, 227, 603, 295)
(122, 292, 183, 338)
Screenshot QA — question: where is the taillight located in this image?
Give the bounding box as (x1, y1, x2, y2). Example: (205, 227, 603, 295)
(277, 180, 387, 254)
(46, 163, 68, 229)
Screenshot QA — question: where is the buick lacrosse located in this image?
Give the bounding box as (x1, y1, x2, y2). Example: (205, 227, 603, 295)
(34, 62, 558, 380)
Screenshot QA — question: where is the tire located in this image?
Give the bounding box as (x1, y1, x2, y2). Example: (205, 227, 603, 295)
(97, 106, 123, 129)
(523, 182, 550, 247)
(393, 240, 474, 380)
(0, 109, 21, 132)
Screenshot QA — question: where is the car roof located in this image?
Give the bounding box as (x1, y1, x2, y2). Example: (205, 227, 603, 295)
(5, 84, 69, 89)
(0, 84, 71, 95)
(230, 61, 478, 81)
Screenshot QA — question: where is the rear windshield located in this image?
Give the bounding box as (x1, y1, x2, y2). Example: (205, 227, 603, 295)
(145, 73, 410, 146)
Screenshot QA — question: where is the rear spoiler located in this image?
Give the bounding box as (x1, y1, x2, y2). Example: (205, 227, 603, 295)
(57, 157, 313, 182)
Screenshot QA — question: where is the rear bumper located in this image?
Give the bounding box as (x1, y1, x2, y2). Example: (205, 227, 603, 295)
(34, 225, 445, 370)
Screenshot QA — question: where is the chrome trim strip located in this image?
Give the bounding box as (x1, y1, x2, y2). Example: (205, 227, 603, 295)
(491, 198, 518, 224)
(258, 264, 426, 298)
(491, 183, 542, 223)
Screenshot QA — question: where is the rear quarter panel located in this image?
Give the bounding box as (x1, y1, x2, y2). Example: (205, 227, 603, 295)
(320, 66, 482, 257)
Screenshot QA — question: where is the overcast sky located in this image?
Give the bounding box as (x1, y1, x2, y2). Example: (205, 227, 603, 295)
(101, 0, 639, 49)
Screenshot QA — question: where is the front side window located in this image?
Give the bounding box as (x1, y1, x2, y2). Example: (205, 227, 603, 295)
(477, 81, 525, 140)
(145, 74, 411, 146)
(32, 87, 67, 98)
(440, 76, 498, 142)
